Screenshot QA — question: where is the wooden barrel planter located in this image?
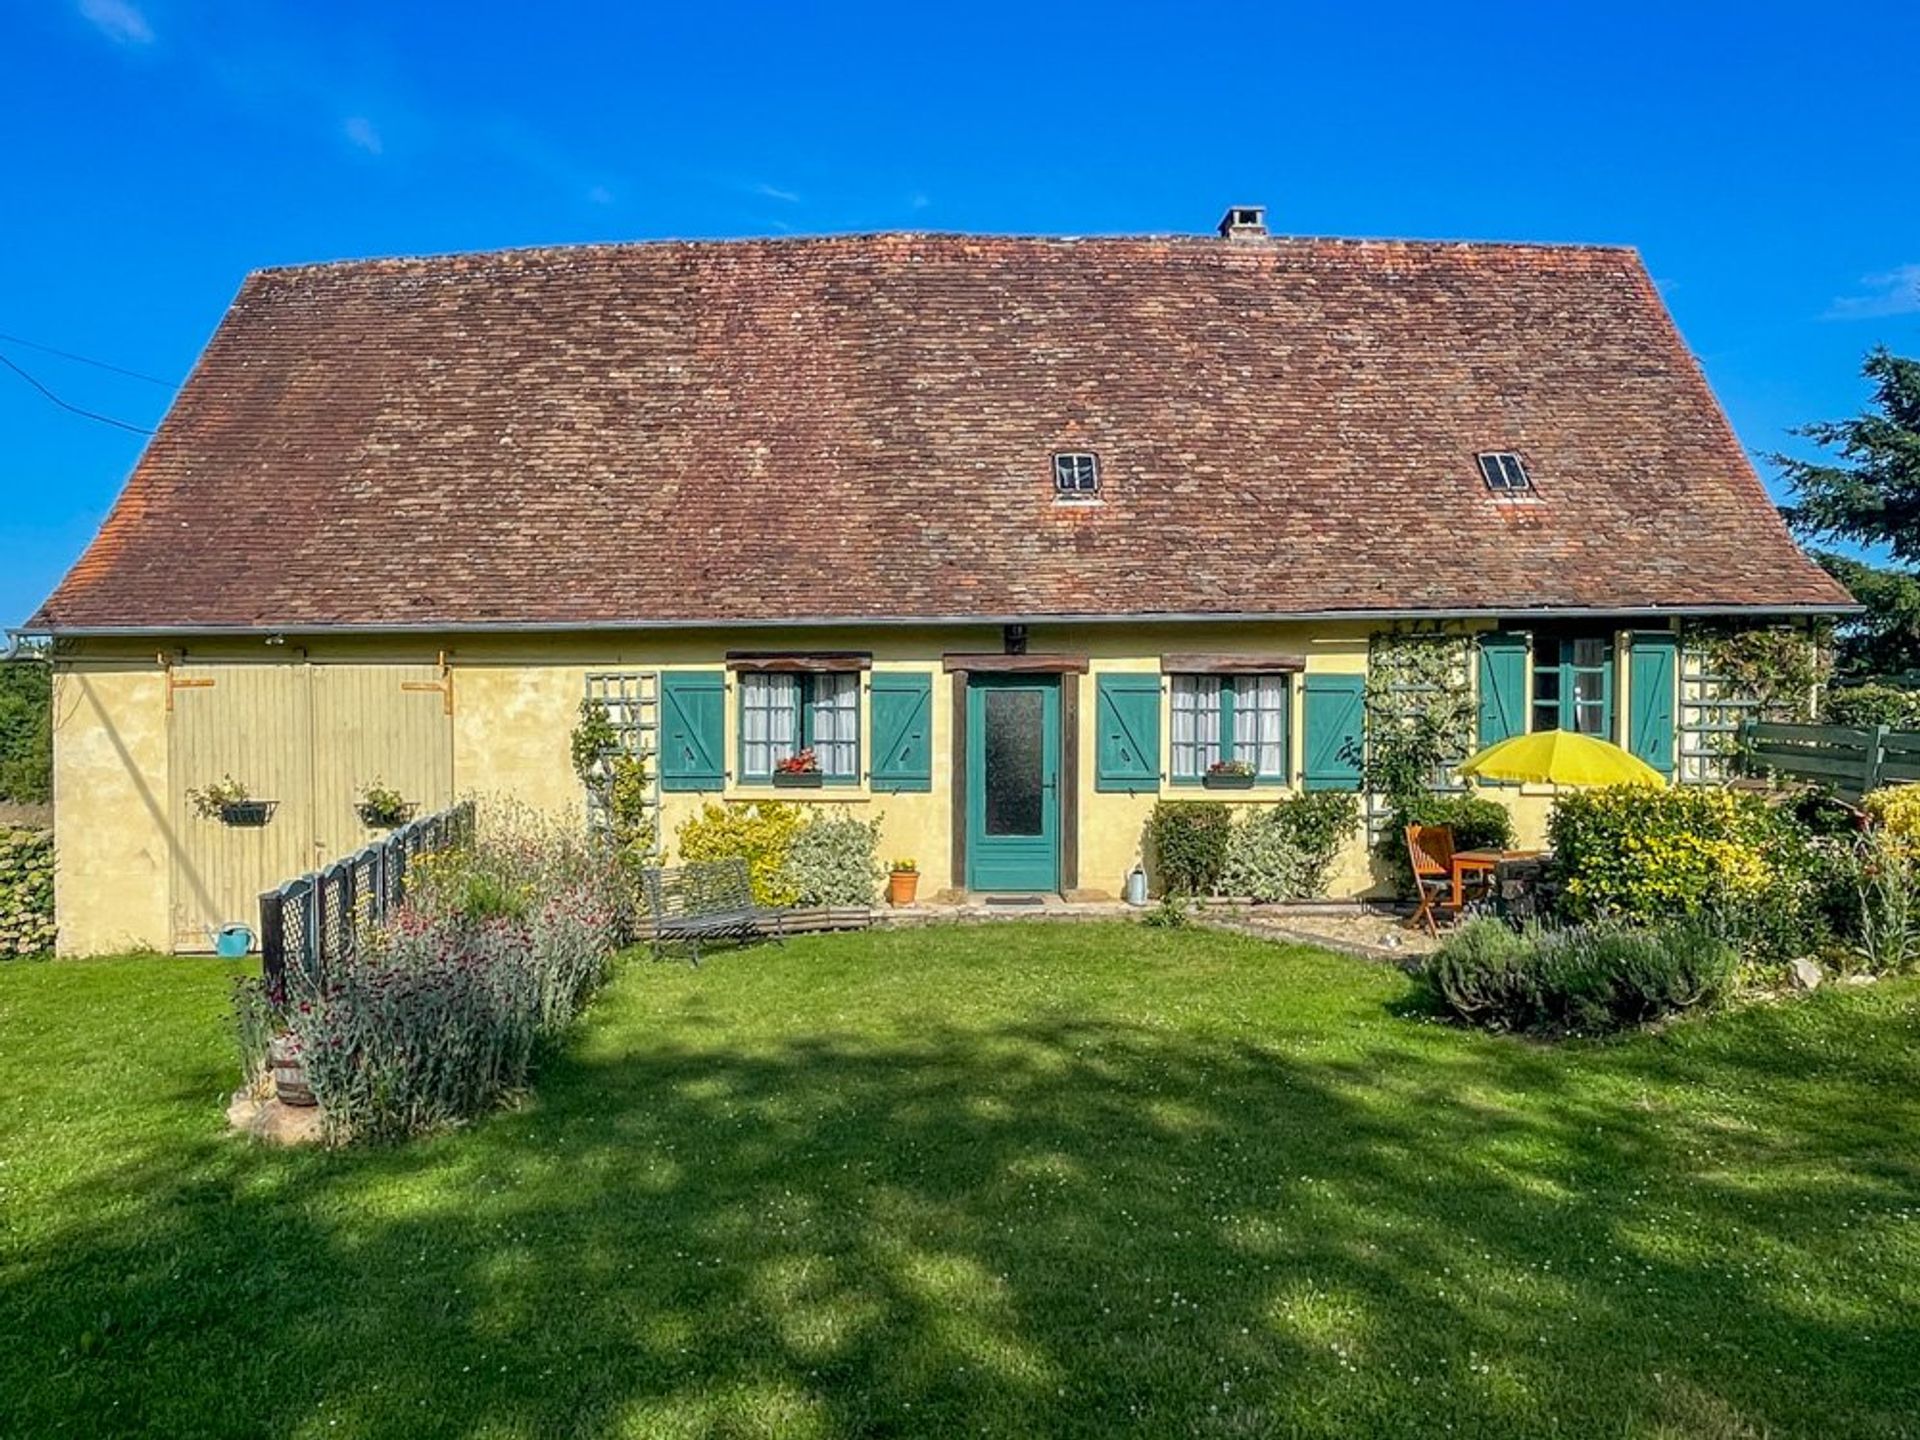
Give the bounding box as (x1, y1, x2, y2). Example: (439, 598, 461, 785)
(268, 1033, 316, 1107)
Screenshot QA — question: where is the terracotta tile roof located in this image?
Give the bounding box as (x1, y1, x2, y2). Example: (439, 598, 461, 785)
(32, 231, 1851, 631)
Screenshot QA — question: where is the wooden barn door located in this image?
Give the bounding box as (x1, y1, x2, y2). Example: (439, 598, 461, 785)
(168, 662, 454, 952)
(308, 664, 454, 862)
(167, 665, 315, 951)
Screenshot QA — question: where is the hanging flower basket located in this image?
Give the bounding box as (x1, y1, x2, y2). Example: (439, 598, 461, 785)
(219, 799, 278, 826)
(356, 801, 416, 829)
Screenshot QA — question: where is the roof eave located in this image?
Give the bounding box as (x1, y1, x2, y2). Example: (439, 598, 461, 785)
(23, 601, 1862, 640)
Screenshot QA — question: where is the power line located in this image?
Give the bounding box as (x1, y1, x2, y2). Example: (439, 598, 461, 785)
(0, 330, 176, 388)
(0, 353, 155, 436)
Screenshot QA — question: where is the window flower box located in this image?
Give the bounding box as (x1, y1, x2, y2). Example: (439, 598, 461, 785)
(220, 799, 278, 826)
(772, 748, 824, 786)
(1202, 761, 1257, 790)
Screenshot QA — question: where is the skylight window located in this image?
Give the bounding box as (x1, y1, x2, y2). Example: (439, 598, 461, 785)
(1053, 452, 1100, 497)
(1477, 452, 1533, 494)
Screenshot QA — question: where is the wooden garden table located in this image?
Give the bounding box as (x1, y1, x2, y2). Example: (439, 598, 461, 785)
(1451, 849, 1547, 911)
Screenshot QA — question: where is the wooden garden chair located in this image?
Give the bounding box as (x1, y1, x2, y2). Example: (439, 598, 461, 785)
(1405, 824, 1458, 937)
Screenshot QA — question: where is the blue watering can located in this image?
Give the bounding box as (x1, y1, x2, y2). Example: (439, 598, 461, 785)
(205, 923, 255, 958)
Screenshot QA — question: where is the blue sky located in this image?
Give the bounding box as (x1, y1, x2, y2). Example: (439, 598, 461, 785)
(3, 0, 1917, 626)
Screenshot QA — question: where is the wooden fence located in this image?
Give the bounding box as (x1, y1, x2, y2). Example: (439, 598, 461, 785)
(1742, 721, 1920, 799)
(258, 800, 475, 1003)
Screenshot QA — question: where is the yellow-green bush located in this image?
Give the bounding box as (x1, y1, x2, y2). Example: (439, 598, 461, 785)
(0, 828, 55, 956)
(676, 803, 804, 905)
(1548, 786, 1817, 964)
(1864, 785, 1920, 851)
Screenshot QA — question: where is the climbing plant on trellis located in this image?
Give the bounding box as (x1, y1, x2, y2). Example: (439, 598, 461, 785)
(1679, 622, 1827, 784)
(1364, 631, 1475, 838)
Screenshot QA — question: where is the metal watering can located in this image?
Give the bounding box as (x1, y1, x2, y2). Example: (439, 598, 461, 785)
(205, 922, 255, 958)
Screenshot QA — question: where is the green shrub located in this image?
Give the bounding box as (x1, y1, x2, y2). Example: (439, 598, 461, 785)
(1823, 684, 1920, 731)
(783, 809, 883, 907)
(1547, 786, 1816, 964)
(677, 802, 803, 906)
(1221, 793, 1359, 901)
(1140, 894, 1193, 929)
(1146, 802, 1232, 897)
(1377, 794, 1515, 899)
(0, 662, 50, 806)
(1423, 917, 1738, 1035)
(0, 828, 54, 957)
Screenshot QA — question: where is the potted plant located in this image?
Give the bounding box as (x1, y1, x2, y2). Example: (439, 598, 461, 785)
(772, 748, 824, 788)
(1202, 758, 1257, 790)
(887, 858, 920, 907)
(188, 775, 276, 826)
(356, 779, 415, 829)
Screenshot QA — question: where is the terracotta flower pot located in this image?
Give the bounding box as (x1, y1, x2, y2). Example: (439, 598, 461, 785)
(887, 870, 920, 907)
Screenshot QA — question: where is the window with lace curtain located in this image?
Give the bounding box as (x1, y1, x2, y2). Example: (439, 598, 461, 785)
(1169, 674, 1291, 782)
(739, 672, 860, 782)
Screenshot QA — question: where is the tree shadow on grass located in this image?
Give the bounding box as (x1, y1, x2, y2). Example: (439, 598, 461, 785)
(4, 970, 1918, 1438)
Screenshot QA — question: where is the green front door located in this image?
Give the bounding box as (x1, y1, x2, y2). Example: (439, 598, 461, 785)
(966, 675, 1061, 892)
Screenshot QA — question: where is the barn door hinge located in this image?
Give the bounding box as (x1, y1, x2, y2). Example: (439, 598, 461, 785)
(159, 653, 214, 713)
(399, 650, 454, 715)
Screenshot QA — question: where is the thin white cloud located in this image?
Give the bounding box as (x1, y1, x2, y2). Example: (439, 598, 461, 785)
(586, 184, 615, 206)
(754, 182, 801, 204)
(342, 115, 384, 156)
(1825, 264, 1920, 320)
(79, 0, 153, 45)
(908, 191, 931, 211)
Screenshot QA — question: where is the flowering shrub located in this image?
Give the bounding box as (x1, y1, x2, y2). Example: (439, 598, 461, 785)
(0, 828, 54, 957)
(1864, 784, 1920, 852)
(1221, 793, 1359, 901)
(783, 809, 882, 906)
(677, 802, 804, 905)
(408, 805, 630, 934)
(235, 806, 625, 1142)
(1425, 917, 1739, 1035)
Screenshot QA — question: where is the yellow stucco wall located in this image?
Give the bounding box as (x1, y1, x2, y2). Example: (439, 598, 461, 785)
(51, 665, 172, 955)
(50, 618, 1667, 953)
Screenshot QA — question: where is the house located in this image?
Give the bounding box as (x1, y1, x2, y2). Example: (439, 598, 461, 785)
(29, 207, 1852, 954)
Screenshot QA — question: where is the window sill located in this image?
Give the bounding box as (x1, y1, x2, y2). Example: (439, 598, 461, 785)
(1169, 782, 1295, 797)
(726, 788, 871, 804)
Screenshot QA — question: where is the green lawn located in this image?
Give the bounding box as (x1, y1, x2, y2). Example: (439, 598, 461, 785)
(2, 927, 1917, 1439)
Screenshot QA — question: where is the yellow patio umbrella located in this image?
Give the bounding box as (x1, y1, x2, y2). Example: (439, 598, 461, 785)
(1458, 730, 1667, 788)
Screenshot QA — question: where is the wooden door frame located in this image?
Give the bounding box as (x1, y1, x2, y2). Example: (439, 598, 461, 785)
(948, 667, 1078, 894)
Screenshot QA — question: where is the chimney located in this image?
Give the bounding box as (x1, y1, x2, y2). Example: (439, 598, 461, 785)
(1217, 205, 1268, 241)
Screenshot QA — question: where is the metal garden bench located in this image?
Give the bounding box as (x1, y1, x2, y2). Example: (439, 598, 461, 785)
(640, 858, 787, 964)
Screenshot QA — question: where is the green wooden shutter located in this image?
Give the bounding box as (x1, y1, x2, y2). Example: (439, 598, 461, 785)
(659, 671, 725, 791)
(1095, 674, 1161, 792)
(1628, 632, 1678, 778)
(1302, 674, 1366, 792)
(1477, 631, 1529, 747)
(869, 672, 933, 792)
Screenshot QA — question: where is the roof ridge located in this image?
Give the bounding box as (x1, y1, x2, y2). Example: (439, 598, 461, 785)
(245, 230, 1641, 280)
